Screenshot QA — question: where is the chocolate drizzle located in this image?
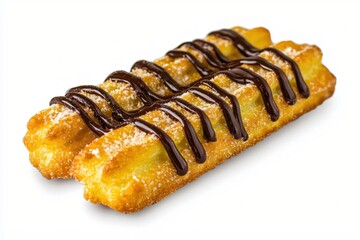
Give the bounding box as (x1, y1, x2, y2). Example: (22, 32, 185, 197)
(166, 50, 213, 77)
(50, 28, 309, 175)
(173, 98, 216, 142)
(209, 29, 310, 98)
(122, 118, 189, 176)
(131, 60, 185, 93)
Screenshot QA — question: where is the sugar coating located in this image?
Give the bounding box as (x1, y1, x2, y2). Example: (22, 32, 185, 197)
(102, 128, 155, 159)
(24, 26, 279, 180)
(91, 148, 100, 158)
(49, 106, 76, 124)
(94, 43, 307, 162)
(132, 68, 169, 97)
(283, 46, 298, 57)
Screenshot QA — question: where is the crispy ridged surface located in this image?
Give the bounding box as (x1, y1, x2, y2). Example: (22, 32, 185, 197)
(23, 26, 271, 179)
(71, 41, 336, 213)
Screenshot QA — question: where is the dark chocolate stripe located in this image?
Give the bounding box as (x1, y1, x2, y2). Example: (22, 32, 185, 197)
(177, 38, 296, 104)
(229, 57, 296, 105)
(50, 96, 108, 136)
(105, 70, 164, 101)
(209, 28, 309, 98)
(233, 68, 280, 121)
(158, 105, 206, 164)
(209, 29, 259, 56)
(173, 98, 217, 142)
(125, 118, 188, 176)
(166, 50, 213, 77)
(67, 85, 130, 121)
(193, 39, 231, 64)
(131, 60, 184, 92)
(65, 92, 116, 129)
(197, 80, 248, 141)
(105, 70, 155, 104)
(177, 41, 224, 68)
(262, 47, 310, 98)
(188, 87, 243, 140)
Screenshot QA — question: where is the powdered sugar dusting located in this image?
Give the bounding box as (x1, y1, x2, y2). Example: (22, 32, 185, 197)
(103, 128, 154, 159)
(91, 148, 100, 158)
(282, 46, 297, 57)
(132, 68, 169, 96)
(49, 106, 76, 124)
(123, 128, 147, 145)
(227, 81, 249, 95)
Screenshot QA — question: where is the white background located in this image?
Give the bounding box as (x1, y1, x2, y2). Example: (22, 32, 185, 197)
(1, 0, 360, 239)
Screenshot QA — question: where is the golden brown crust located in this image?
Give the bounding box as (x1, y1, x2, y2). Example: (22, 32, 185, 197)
(71, 41, 336, 213)
(23, 26, 272, 179)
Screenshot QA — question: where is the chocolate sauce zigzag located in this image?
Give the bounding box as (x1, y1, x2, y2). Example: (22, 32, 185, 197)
(52, 67, 282, 175)
(50, 28, 309, 175)
(209, 29, 310, 98)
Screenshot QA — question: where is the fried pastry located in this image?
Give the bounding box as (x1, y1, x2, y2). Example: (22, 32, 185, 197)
(24, 26, 336, 213)
(70, 37, 335, 212)
(23, 26, 272, 179)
